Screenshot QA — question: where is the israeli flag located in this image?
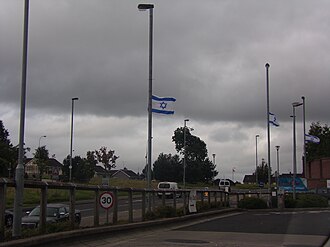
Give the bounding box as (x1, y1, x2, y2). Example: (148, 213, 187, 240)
(152, 95, 176, 115)
(305, 134, 320, 144)
(269, 112, 280, 127)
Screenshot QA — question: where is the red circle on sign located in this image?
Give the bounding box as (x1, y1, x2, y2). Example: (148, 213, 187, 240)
(99, 192, 114, 209)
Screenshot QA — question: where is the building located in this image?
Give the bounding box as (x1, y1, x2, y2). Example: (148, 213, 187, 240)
(25, 158, 63, 180)
(111, 168, 140, 180)
(305, 157, 330, 189)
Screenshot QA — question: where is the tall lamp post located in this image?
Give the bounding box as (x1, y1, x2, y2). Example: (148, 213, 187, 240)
(292, 101, 303, 200)
(302, 96, 306, 177)
(70, 97, 79, 182)
(13, 0, 29, 237)
(183, 119, 189, 188)
(255, 135, 259, 185)
(39, 135, 46, 148)
(138, 3, 154, 211)
(275, 146, 280, 189)
(275, 145, 280, 208)
(212, 153, 216, 181)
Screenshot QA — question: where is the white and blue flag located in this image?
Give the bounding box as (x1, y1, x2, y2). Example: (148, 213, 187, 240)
(305, 134, 320, 144)
(152, 95, 176, 115)
(269, 112, 280, 127)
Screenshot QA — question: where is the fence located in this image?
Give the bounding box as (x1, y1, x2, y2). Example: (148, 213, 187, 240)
(0, 178, 269, 241)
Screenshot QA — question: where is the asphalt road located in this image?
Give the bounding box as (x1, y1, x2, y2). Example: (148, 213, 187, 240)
(40, 209, 330, 247)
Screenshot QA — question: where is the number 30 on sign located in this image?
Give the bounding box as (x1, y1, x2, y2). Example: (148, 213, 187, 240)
(99, 192, 114, 209)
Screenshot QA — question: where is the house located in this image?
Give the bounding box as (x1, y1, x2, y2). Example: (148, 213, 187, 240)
(111, 168, 140, 180)
(243, 175, 256, 184)
(25, 158, 63, 180)
(304, 157, 330, 189)
(94, 166, 140, 180)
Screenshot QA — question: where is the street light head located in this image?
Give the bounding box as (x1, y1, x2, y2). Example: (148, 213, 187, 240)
(72, 97, 79, 101)
(256, 134, 259, 138)
(292, 101, 303, 107)
(138, 4, 154, 10)
(265, 63, 270, 68)
(184, 119, 189, 122)
(275, 145, 280, 150)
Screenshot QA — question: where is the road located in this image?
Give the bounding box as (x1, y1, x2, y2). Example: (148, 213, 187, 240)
(42, 209, 330, 247)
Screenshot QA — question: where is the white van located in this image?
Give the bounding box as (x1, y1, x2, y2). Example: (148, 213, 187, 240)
(219, 179, 231, 192)
(157, 182, 180, 198)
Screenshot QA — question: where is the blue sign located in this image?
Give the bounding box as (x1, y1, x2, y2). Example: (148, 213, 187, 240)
(279, 177, 308, 192)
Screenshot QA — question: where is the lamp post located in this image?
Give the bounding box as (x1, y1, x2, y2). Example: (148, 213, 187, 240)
(183, 119, 189, 188)
(70, 97, 79, 182)
(275, 146, 280, 189)
(138, 3, 154, 211)
(39, 135, 46, 148)
(255, 135, 259, 185)
(275, 145, 280, 208)
(212, 153, 216, 180)
(13, 0, 29, 237)
(302, 96, 306, 177)
(292, 101, 303, 200)
(265, 63, 272, 207)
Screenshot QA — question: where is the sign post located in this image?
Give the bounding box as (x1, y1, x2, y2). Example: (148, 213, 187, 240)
(99, 192, 114, 224)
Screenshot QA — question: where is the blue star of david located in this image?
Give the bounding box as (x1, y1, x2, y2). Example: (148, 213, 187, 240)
(159, 102, 167, 109)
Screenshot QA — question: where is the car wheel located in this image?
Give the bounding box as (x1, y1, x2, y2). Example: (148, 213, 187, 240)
(5, 216, 13, 227)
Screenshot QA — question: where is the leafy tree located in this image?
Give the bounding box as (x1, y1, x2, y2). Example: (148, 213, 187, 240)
(0, 120, 18, 177)
(63, 154, 95, 182)
(153, 153, 182, 182)
(255, 159, 271, 184)
(172, 127, 218, 183)
(94, 146, 119, 172)
(33, 146, 50, 178)
(306, 122, 330, 162)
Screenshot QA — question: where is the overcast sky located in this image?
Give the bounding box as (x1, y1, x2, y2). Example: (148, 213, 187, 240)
(1, 0, 329, 182)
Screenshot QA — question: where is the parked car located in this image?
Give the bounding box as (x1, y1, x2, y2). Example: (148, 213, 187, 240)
(219, 179, 231, 192)
(22, 203, 81, 228)
(5, 210, 13, 227)
(157, 182, 181, 198)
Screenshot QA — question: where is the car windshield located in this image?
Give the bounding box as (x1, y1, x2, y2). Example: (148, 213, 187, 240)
(159, 184, 170, 189)
(29, 207, 59, 217)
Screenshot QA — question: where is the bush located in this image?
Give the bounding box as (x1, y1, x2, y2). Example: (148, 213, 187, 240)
(285, 194, 328, 208)
(238, 197, 268, 209)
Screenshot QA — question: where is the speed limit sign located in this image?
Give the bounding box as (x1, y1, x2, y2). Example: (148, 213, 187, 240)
(99, 192, 114, 209)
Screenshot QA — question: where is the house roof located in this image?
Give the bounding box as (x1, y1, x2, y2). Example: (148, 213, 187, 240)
(243, 175, 256, 183)
(25, 158, 63, 167)
(112, 168, 139, 179)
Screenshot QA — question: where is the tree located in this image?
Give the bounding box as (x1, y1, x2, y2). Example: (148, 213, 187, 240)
(172, 127, 218, 183)
(153, 153, 182, 182)
(63, 154, 96, 182)
(255, 158, 271, 184)
(306, 122, 330, 162)
(0, 120, 18, 177)
(94, 147, 119, 172)
(33, 146, 49, 178)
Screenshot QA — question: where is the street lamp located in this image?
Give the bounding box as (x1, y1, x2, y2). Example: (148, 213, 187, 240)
(138, 3, 154, 211)
(275, 145, 280, 208)
(70, 97, 79, 182)
(183, 119, 189, 188)
(292, 101, 303, 200)
(39, 135, 46, 148)
(302, 96, 306, 177)
(255, 135, 259, 185)
(13, 0, 29, 237)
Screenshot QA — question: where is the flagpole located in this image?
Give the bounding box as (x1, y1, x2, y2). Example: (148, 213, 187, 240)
(265, 63, 272, 207)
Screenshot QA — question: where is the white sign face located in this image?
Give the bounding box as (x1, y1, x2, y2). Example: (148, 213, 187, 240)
(188, 190, 197, 213)
(327, 180, 330, 189)
(99, 192, 114, 209)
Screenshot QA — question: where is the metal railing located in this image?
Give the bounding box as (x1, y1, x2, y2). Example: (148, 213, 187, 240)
(0, 178, 270, 241)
